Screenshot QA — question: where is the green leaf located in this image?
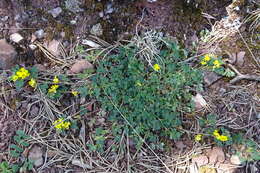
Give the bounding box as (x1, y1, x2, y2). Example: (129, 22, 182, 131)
(10, 144, 23, 153)
(14, 80, 24, 90)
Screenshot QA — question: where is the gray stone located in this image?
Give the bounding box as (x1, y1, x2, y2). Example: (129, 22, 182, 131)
(48, 7, 62, 18)
(35, 29, 45, 39)
(65, 0, 83, 13)
(0, 39, 17, 70)
(10, 33, 24, 43)
(90, 23, 103, 36)
(203, 71, 222, 86)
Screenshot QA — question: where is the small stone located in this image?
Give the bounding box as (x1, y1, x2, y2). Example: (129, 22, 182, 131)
(70, 20, 77, 25)
(28, 145, 43, 167)
(48, 7, 62, 18)
(35, 29, 45, 39)
(10, 33, 24, 43)
(90, 23, 103, 36)
(70, 60, 94, 73)
(192, 93, 207, 110)
(65, 0, 83, 13)
(105, 3, 114, 14)
(257, 113, 260, 119)
(29, 44, 37, 50)
(192, 155, 209, 167)
(1, 16, 8, 22)
(230, 155, 241, 165)
(44, 40, 60, 56)
(0, 39, 17, 70)
(82, 40, 101, 48)
(99, 11, 104, 18)
(203, 71, 222, 86)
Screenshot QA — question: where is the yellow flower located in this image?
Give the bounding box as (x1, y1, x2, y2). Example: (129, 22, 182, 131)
(53, 118, 71, 130)
(136, 82, 142, 87)
(213, 60, 221, 68)
(28, 78, 37, 88)
(203, 54, 211, 61)
(200, 61, 207, 65)
(48, 85, 59, 93)
(217, 135, 229, 142)
(53, 76, 59, 84)
(213, 129, 220, 137)
(195, 134, 203, 141)
(11, 75, 19, 81)
(153, 64, 161, 71)
(71, 90, 79, 96)
(16, 67, 30, 79)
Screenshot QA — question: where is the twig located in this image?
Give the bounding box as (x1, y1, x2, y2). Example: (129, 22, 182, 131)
(227, 64, 260, 84)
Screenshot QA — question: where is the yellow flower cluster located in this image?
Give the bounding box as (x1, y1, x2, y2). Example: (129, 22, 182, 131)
(48, 76, 60, 93)
(28, 78, 37, 88)
(53, 118, 71, 130)
(153, 64, 161, 71)
(48, 84, 59, 93)
(11, 67, 30, 81)
(195, 134, 203, 142)
(213, 60, 221, 69)
(200, 54, 222, 69)
(200, 54, 211, 65)
(71, 90, 79, 96)
(213, 130, 229, 142)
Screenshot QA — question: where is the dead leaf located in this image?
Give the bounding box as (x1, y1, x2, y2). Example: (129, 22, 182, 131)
(192, 155, 209, 167)
(70, 60, 94, 73)
(28, 145, 43, 167)
(44, 39, 60, 56)
(209, 147, 225, 164)
(236, 51, 245, 66)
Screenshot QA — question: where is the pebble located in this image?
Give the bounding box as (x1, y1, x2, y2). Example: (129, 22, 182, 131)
(10, 33, 24, 43)
(0, 39, 17, 70)
(1, 16, 8, 22)
(48, 7, 62, 18)
(35, 29, 45, 39)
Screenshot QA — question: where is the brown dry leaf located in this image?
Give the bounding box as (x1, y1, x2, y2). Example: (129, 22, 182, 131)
(192, 155, 209, 167)
(209, 147, 225, 164)
(70, 59, 94, 73)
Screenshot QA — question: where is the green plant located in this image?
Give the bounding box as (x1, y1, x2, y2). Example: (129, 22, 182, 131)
(87, 127, 109, 153)
(0, 162, 12, 173)
(10, 130, 29, 158)
(90, 40, 202, 149)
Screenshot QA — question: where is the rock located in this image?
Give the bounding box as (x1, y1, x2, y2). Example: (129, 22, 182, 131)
(209, 147, 225, 164)
(0, 39, 17, 70)
(70, 60, 94, 73)
(192, 155, 209, 167)
(230, 155, 241, 165)
(236, 51, 245, 66)
(28, 145, 43, 167)
(203, 71, 222, 86)
(70, 20, 77, 25)
(72, 159, 92, 169)
(1, 16, 8, 22)
(48, 7, 62, 18)
(105, 3, 114, 14)
(35, 29, 45, 39)
(82, 40, 101, 48)
(10, 33, 24, 43)
(192, 93, 207, 110)
(90, 23, 103, 36)
(44, 40, 60, 56)
(65, 0, 83, 13)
